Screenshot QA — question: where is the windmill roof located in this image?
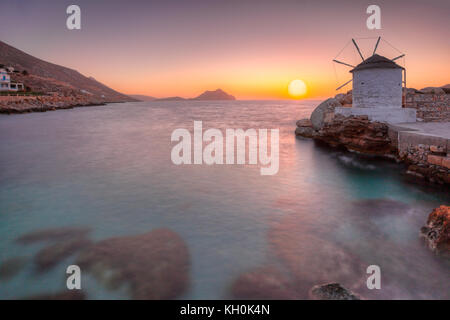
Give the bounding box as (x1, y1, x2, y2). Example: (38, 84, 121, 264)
(350, 54, 404, 73)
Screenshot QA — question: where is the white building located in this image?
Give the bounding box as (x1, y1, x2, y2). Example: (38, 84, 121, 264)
(0, 68, 25, 92)
(335, 54, 416, 123)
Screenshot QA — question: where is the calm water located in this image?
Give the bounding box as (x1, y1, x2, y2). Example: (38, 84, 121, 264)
(0, 100, 449, 299)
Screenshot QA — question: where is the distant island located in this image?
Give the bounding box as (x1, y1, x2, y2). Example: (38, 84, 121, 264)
(150, 89, 236, 101)
(128, 94, 157, 101)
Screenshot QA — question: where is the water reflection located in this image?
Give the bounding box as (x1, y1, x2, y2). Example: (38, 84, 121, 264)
(0, 101, 448, 299)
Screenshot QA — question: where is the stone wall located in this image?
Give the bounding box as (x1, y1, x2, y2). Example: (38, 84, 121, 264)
(394, 130, 450, 184)
(404, 91, 450, 122)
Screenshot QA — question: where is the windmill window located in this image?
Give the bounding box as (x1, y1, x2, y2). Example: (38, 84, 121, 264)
(361, 82, 364, 85)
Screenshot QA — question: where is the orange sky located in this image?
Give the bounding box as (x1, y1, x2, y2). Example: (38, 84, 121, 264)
(2, 0, 449, 99)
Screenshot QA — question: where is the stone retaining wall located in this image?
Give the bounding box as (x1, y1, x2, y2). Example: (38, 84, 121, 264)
(405, 92, 450, 122)
(389, 127, 450, 184)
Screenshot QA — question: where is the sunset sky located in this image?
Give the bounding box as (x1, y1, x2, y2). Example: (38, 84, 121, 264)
(1, 0, 449, 99)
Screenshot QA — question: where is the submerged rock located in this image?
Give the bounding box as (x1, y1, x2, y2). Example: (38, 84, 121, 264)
(420, 205, 450, 254)
(17, 226, 91, 244)
(35, 238, 91, 272)
(0, 257, 27, 281)
(268, 215, 365, 294)
(231, 266, 300, 299)
(76, 228, 190, 299)
(23, 291, 86, 300)
(309, 283, 360, 300)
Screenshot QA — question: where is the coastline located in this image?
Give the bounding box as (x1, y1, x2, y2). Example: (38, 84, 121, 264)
(0, 95, 128, 115)
(295, 100, 450, 185)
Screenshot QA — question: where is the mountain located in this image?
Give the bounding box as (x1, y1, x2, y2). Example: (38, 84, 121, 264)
(0, 41, 136, 102)
(192, 89, 235, 100)
(129, 94, 157, 101)
(153, 89, 236, 101)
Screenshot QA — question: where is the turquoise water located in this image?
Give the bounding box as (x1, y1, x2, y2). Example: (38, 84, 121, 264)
(0, 100, 448, 299)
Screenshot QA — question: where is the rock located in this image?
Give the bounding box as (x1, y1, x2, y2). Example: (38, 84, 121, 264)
(295, 118, 316, 138)
(296, 118, 312, 127)
(35, 238, 91, 272)
(419, 87, 445, 95)
(0, 257, 27, 281)
(429, 145, 446, 154)
(76, 228, 189, 299)
(420, 205, 450, 254)
(314, 115, 394, 155)
(427, 154, 444, 167)
(231, 267, 299, 299)
(442, 157, 450, 170)
(310, 98, 342, 130)
(342, 93, 352, 105)
(351, 198, 413, 217)
(342, 103, 352, 108)
(269, 214, 365, 295)
(334, 93, 345, 104)
(295, 126, 316, 138)
(17, 226, 91, 244)
(309, 283, 360, 300)
(23, 291, 86, 300)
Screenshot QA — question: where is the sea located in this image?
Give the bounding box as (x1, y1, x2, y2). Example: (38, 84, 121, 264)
(0, 100, 448, 299)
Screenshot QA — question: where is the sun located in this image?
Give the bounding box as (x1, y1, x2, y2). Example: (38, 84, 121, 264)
(288, 79, 307, 98)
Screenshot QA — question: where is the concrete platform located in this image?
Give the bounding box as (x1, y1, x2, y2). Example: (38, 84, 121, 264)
(388, 122, 450, 154)
(392, 122, 450, 139)
(335, 107, 416, 124)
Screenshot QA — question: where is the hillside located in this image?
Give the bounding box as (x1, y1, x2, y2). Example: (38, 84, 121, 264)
(0, 41, 135, 102)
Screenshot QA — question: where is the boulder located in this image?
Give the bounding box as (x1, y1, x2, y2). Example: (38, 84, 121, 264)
(296, 118, 312, 127)
(309, 283, 360, 300)
(76, 228, 190, 299)
(231, 267, 299, 299)
(23, 291, 86, 300)
(295, 118, 316, 138)
(310, 98, 342, 130)
(342, 93, 352, 105)
(295, 126, 316, 138)
(269, 214, 365, 294)
(0, 257, 27, 280)
(334, 93, 346, 104)
(35, 238, 91, 272)
(420, 205, 450, 254)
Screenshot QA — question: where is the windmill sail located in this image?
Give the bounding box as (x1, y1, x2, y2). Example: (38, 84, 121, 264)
(372, 36, 381, 56)
(352, 39, 365, 61)
(391, 54, 405, 61)
(336, 79, 352, 91)
(332, 60, 355, 68)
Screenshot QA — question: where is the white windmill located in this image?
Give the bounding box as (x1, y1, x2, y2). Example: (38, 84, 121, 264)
(332, 37, 416, 124)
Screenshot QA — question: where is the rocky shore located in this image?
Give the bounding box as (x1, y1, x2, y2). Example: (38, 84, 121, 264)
(420, 205, 450, 255)
(0, 94, 107, 114)
(295, 93, 450, 185)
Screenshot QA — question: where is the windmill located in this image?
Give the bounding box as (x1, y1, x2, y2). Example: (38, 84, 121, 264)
(332, 37, 406, 105)
(331, 37, 416, 123)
